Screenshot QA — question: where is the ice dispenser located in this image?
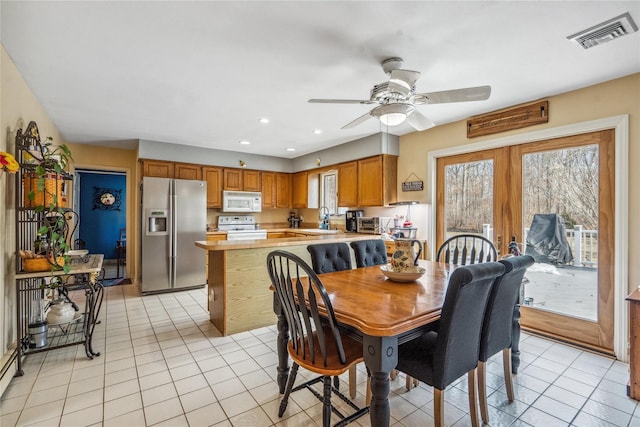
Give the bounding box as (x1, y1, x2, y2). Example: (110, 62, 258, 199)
(146, 209, 168, 235)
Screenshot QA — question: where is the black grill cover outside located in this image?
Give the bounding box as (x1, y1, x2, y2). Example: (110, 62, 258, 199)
(525, 213, 573, 264)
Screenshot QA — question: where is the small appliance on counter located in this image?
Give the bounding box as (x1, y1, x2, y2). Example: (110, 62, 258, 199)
(288, 212, 301, 228)
(345, 210, 363, 232)
(357, 216, 393, 234)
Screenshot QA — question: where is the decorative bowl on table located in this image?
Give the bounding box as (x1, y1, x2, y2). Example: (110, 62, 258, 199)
(380, 264, 426, 282)
(65, 249, 89, 263)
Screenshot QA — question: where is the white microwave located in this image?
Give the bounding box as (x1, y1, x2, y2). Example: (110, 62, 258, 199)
(222, 191, 262, 212)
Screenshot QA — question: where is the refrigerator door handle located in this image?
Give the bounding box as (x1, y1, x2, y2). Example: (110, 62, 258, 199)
(171, 180, 178, 288)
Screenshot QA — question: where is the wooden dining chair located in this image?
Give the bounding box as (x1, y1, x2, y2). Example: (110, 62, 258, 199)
(266, 250, 369, 427)
(478, 255, 534, 424)
(350, 239, 388, 267)
(307, 242, 359, 399)
(395, 262, 505, 427)
(437, 234, 498, 265)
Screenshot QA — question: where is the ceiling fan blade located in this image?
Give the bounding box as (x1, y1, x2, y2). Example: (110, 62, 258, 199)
(406, 111, 435, 131)
(388, 69, 421, 95)
(308, 98, 376, 104)
(341, 112, 373, 129)
(418, 85, 491, 104)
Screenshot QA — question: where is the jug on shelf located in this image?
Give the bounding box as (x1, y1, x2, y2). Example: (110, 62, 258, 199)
(390, 239, 422, 272)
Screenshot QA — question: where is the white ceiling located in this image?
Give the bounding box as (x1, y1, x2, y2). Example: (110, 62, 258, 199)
(1, 1, 639, 158)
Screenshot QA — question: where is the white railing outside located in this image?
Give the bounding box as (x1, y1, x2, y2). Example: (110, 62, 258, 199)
(481, 224, 597, 267)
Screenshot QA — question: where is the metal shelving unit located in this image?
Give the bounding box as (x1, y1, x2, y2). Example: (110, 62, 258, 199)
(13, 121, 104, 376)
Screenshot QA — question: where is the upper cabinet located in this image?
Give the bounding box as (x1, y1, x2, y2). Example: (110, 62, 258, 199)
(223, 168, 243, 190)
(337, 161, 358, 207)
(243, 170, 261, 192)
(291, 171, 308, 208)
(357, 155, 397, 206)
(175, 163, 202, 180)
(261, 172, 276, 208)
(276, 173, 292, 208)
(142, 159, 174, 178)
(202, 166, 223, 208)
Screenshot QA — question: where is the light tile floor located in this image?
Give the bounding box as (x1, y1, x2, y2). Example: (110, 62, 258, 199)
(1, 283, 638, 427)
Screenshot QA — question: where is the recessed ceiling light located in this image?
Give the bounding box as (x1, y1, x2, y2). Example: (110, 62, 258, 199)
(239, 140, 250, 145)
(259, 118, 270, 124)
(313, 129, 322, 134)
(286, 148, 296, 152)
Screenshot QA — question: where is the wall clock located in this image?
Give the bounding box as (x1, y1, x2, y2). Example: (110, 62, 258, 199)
(94, 187, 122, 211)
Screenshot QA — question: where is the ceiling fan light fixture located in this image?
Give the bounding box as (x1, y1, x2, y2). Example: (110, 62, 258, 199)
(372, 104, 415, 126)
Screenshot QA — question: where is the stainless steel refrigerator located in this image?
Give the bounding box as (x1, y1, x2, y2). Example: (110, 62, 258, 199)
(141, 177, 207, 294)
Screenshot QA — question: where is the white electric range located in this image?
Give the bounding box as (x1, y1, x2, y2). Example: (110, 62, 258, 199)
(217, 215, 267, 240)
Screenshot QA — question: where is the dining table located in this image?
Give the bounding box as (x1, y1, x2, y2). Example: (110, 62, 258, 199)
(272, 258, 524, 427)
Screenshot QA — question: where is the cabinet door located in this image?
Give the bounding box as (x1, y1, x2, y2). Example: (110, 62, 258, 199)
(261, 172, 276, 208)
(142, 160, 174, 178)
(243, 170, 261, 191)
(203, 167, 223, 208)
(276, 173, 292, 208)
(291, 171, 308, 208)
(223, 168, 243, 190)
(175, 163, 202, 180)
(357, 155, 397, 206)
(338, 161, 358, 207)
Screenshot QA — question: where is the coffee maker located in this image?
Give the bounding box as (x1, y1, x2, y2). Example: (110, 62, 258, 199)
(345, 210, 364, 232)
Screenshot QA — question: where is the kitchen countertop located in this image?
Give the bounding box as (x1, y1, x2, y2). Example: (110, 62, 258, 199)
(196, 232, 374, 251)
(206, 228, 343, 236)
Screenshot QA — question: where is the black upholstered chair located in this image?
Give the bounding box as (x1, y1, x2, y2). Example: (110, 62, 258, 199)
(437, 234, 498, 265)
(478, 255, 535, 424)
(306, 242, 358, 399)
(350, 239, 388, 267)
(266, 251, 368, 427)
(396, 262, 505, 427)
(307, 242, 352, 274)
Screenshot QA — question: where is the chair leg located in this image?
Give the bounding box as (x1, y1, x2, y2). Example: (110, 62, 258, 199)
(468, 369, 479, 427)
(390, 369, 398, 380)
(333, 375, 340, 391)
(503, 348, 514, 402)
(323, 376, 332, 427)
(405, 374, 419, 390)
(478, 361, 489, 424)
(349, 366, 356, 399)
(279, 363, 299, 417)
(434, 388, 444, 427)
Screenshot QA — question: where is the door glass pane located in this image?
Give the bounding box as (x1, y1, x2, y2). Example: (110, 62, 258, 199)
(521, 145, 598, 321)
(443, 159, 494, 239)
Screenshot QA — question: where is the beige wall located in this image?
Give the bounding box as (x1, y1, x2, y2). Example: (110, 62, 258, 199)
(0, 45, 68, 391)
(398, 73, 639, 295)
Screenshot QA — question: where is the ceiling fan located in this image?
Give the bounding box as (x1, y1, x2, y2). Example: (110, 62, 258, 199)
(309, 57, 491, 131)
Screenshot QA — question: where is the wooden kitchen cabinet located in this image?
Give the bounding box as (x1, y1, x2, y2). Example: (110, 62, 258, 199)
(223, 168, 243, 190)
(357, 155, 397, 206)
(276, 173, 292, 208)
(174, 162, 202, 180)
(291, 171, 308, 208)
(261, 171, 276, 208)
(243, 170, 261, 192)
(628, 289, 640, 400)
(142, 159, 174, 178)
(203, 166, 223, 208)
(338, 161, 358, 207)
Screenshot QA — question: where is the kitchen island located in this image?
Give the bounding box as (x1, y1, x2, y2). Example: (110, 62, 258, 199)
(196, 232, 375, 335)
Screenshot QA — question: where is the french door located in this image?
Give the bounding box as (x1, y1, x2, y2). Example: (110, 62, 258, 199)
(436, 130, 615, 353)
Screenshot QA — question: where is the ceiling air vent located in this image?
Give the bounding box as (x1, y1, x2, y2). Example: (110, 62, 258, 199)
(567, 12, 638, 49)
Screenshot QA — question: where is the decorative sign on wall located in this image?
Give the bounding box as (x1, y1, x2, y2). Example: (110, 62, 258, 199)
(467, 100, 549, 138)
(93, 187, 122, 211)
(402, 172, 424, 192)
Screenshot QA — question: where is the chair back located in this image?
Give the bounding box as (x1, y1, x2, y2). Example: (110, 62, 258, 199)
(350, 239, 388, 267)
(307, 242, 352, 274)
(432, 262, 505, 389)
(437, 234, 498, 265)
(479, 255, 535, 362)
(267, 250, 348, 366)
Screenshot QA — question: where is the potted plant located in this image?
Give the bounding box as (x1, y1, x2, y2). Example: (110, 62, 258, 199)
(17, 122, 74, 274)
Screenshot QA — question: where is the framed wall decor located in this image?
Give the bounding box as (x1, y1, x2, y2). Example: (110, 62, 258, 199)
(93, 187, 122, 211)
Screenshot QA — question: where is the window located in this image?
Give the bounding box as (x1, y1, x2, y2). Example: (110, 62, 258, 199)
(320, 171, 338, 215)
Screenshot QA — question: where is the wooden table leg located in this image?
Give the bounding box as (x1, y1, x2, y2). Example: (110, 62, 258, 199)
(363, 335, 398, 427)
(273, 293, 289, 394)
